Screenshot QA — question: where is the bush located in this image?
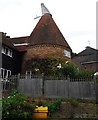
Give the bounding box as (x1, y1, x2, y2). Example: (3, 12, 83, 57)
(3, 90, 62, 119)
(69, 99, 79, 107)
(2, 92, 36, 119)
(45, 99, 62, 116)
(25, 56, 94, 78)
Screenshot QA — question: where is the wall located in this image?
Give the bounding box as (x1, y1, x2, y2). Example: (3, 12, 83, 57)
(2, 49, 22, 75)
(21, 45, 71, 73)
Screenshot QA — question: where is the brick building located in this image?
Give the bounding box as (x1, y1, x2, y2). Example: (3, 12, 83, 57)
(72, 46, 98, 72)
(0, 3, 72, 77)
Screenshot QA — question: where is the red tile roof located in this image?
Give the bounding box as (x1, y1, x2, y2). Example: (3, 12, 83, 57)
(1, 35, 17, 50)
(10, 36, 28, 44)
(2, 14, 71, 52)
(8, 36, 29, 51)
(28, 14, 71, 51)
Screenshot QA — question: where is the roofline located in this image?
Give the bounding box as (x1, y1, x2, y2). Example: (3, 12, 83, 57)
(13, 43, 29, 46)
(81, 61, 98, 64)
(78, 46, 98, 55)
(11, 36, 29, 39)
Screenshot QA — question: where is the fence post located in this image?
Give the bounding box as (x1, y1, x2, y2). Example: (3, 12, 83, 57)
(67, 75, 70, 99)
(94, 76, 97, 103)
(42, 73, 44, 97)
(94, 76, 96, 97)
(17, 73, 20, 90)
(0, 75, 2, 92)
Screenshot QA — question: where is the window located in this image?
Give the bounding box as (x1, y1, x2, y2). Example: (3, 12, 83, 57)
(0, 68, 11, 78)
(2, 46, 12, 57)
(64, 50, 71, 58)
(2, 46, 5, 54)
(7, 70, 11, 78)
(8, 49, 12, 57)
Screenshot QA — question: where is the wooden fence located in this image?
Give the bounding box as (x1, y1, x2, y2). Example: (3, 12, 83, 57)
(17, 75, 96, 100)
(1, 74, 96, 100)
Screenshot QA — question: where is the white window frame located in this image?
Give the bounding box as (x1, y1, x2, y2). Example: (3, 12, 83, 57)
(64, 50, 71, 58)
(2, 46, 6, 54)
(2, 46, 12, 57)
(0, 68, 11, 78)
(8, 49, 12, 57)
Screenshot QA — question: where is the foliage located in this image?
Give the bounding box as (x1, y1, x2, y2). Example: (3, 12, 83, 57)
(2, 89, 62, 119)
(61, 63, 77, 78)
(44, 98, 62, 116)
(9, 88, 18, 96)
(69, 99, 79, 107)
(2, 91, 36, 119)
(62, 63, 94, 78)
(74, 69, 94, 78)
(71, 52, 78, 58)
(25, 56, 94, 78)
(95, 76, 98, 82)
(25, 56, 66, 76)
(33, 98, 62, 116)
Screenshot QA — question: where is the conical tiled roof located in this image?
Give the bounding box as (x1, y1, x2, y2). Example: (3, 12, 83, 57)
(28, 3, 71, 50)
(28, 14, 71, 50)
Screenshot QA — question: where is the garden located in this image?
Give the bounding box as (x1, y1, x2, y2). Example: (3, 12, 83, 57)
(1, 89, 97, 119)
(2, 89, 62, 119)
(1, 56, 98, 119)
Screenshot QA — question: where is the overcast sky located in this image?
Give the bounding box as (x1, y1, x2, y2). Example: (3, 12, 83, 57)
(0, 0, 97, 53)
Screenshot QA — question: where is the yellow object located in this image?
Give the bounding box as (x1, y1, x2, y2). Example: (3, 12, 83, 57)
(33, 106, 48, 118)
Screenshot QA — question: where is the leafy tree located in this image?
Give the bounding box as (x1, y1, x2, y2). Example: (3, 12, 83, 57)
(74, 69, 94, 78)
(62, 63, 78, 78)
(71, 52, 78, 58)
(25, 56, 94, 78)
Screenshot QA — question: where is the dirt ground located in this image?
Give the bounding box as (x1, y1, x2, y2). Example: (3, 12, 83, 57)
(50, 102, 97, 119)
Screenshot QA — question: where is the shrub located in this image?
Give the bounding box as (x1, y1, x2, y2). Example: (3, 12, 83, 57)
(25, 56, 94, 78)
(45, 98, 62, 116)
(69, 99, 79, 107)
(2, 92, 36, 119)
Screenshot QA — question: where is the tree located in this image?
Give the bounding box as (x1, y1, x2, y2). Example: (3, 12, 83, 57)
(71, 52, 78, 58)
(25, 56, 94, 78)
(62, 63, 77, 78)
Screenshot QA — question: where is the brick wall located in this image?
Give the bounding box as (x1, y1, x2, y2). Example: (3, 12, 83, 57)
(72, 56, 98, 72)
(21, 45, 71, 73)
(82, 62, 98, 71)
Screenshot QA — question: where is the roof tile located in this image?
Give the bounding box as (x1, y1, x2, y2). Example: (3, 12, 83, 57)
(28, 14, 71, 50)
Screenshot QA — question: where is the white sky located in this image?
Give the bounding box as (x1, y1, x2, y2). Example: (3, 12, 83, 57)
(0, 0, 97, 53)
